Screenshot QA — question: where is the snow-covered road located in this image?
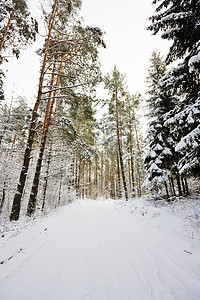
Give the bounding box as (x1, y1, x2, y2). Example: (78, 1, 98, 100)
(0, 200, 200, 300)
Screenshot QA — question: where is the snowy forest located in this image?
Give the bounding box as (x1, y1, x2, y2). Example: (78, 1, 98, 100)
(0, 0, 199, 220)
(0, 0, 200, 299)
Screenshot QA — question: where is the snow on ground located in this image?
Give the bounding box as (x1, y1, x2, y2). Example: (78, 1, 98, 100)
(0, 196, 200, 300)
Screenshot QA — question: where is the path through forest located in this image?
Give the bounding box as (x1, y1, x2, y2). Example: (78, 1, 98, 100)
(1, 200, 200, 300)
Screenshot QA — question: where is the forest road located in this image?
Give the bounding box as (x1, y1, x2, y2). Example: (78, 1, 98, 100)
(0, 200, 200, 300)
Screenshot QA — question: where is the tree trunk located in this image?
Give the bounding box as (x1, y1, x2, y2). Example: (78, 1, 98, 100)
(130, 156, 135, 195)
(0, 181, 6, 214)
(115, 88, 128, 201)
(170, 176, 176, 196)
(75, 155, 79, 199)
(100, 154, 104, 194)
(58, 172, 63, 207)
(40, 61, 56, 212)
(94, 156, 98, 200)
(71, 122, 81, 195)
(105, 156, 109, 198)
(110, 157, 115, 199)
(128, 159, 131, 190)
(27, 57, 63, 216)
(176, 173, 182, 196)
(27, 134, 47, 216)
(82, 164, 85, 200)
(87, 165, 90, 198)
(10, 0, 58, 221)
(41, 140, 53, 211)
(116, 153, 122, 198)
(164, 181, 169, 198)
(181, 177, 186, 195)
(133, 118, 142, 197)
(77, 160, 82, 200)
(129, 114, 135, 196)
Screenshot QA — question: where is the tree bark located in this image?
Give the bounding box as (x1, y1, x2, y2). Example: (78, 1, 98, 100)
(75, 155, 79, 199)
(89, 165, 92, 198)
(176, 173, 182, 196)
(100, 154, 104, 194)
(129, 112, 135, 196)
(115, 88, 128, 201)
(82, 164, 85, 200)
(128, 159, 131, 190)
(73, 122, 81, 197)
(105, 156, 109, 198)
(133, 117, 142, 197)
(94, 155, 98, 200)
(164, 181, 169, 198)
(77, 160, 82, 200)
(181, 176, 186, 195)
(58, 172, 63, 207)
(41, 140, 53, 211)
(116, 153, 122, 198)
(110, 156, 115, 199)
(0, 181, 6, 214)
(170, 176, 176, 196)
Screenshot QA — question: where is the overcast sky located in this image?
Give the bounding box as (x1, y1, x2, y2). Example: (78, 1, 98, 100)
(4, 0, 171, 105)
(81, 0, 170, 95)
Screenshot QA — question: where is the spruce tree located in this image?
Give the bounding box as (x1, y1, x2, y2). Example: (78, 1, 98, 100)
(144, 50, 177, 195)
(148, 0, 200, 178)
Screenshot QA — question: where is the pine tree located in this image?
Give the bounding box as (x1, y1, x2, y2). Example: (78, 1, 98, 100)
(10, 0, 60, 221)
(26, 23, 105, 216)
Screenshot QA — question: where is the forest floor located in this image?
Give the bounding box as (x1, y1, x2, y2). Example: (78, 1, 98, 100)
(0, 196, 200, 300)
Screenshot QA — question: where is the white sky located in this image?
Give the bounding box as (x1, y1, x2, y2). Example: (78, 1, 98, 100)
(4, 0, 171, 105)
(81, 0, 170, 96)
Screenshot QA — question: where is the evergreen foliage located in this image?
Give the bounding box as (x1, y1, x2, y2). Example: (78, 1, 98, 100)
(144, 50, 176, 193)
(148, 0, 200, 178)
(8, 0, 106, 220)
(0, 0, 38, 55)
